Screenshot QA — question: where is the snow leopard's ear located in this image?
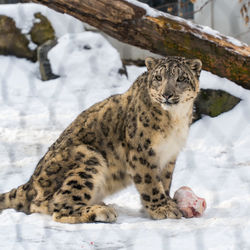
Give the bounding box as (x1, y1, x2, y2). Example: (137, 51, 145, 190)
(145, 57, 157, 71)
(186, 59, 202, 78)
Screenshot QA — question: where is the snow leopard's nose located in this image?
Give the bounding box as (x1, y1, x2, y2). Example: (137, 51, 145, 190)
(162, 94, 173, 101)
(162, 93, 179, 105)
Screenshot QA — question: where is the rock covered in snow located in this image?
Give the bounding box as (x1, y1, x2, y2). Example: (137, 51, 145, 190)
(0, 15, 35, 60)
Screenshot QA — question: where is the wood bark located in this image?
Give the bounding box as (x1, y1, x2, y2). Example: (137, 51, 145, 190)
(21, 0, 250, 89)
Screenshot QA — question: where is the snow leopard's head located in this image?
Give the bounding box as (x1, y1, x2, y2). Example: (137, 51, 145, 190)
(145, 56, 202, 110)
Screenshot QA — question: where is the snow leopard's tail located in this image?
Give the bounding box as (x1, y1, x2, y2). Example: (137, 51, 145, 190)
(0, 182, 32, 214)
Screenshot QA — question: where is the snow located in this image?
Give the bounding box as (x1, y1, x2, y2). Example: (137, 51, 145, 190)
(0, 3, 250, 250)
(226, 35, 248, 47)
(201, 26, 221, 39)
(125, 0, 160, 17)
(0, 3, 84, 36)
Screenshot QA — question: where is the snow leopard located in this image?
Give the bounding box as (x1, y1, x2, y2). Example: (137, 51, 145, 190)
(0, 56, 202, 223)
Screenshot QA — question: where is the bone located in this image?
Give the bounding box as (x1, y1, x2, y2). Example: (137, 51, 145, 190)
(173, 186, 206, 218)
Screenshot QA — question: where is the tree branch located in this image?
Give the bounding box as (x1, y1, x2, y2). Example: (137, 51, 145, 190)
(20, 0, 250, 89)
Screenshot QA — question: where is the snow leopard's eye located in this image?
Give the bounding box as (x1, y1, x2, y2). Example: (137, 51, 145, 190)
(155, 75, 162, 81)
(177, 76, 185, 82)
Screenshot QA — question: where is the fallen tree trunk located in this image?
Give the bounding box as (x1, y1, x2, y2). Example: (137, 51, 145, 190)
(21, 0, 250, 89)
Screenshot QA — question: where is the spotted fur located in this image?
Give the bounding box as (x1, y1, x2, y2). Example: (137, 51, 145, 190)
(0, 56, 202, 223)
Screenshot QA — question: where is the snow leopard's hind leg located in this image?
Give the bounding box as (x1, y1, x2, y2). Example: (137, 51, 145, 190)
(48, 146, 117, 224)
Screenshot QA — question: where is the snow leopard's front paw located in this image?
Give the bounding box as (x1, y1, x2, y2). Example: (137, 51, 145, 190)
(147, 198, 182, 220)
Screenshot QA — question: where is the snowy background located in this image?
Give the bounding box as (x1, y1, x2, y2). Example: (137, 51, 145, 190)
(0, 3, 250, 250)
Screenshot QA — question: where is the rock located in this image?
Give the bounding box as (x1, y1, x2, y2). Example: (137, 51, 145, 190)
(0, 1, 19, 3)
(0, 13, 56, 62)
(37, 39, 59, 81)
(118, 63, 128, 78)
(122, 59, 146, 67)
(29, 12, 55, 46)
(0, 15, 36, 61)
(193, 89, 241, 121)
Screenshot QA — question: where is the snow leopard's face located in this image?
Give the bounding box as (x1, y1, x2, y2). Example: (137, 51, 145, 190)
(145, 56, 202, 109)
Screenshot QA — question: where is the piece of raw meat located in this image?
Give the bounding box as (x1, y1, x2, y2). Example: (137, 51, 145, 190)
(173, 186, 206, 218)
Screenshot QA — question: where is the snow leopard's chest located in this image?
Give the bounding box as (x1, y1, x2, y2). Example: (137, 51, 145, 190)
(154, 121, 189, 171)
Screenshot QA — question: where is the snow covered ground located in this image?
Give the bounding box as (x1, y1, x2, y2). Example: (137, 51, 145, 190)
(0, 3, 250, 250)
